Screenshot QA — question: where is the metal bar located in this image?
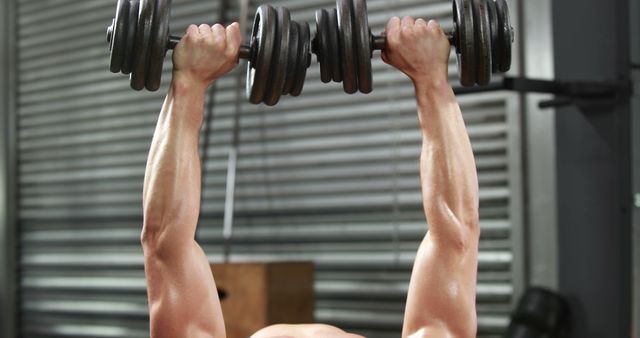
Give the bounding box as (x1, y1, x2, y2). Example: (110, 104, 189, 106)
(504, 0, 527, 309)
(630, 0, 640, 335)
(455, 77, 631, 97)
(0, 0, 17, 336)
(520, 0, 559, 293)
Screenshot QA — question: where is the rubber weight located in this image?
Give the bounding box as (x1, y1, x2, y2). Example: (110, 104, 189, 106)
(472, 0, 491, 86)
(453, 0, 477, 86)
(107, 1, 312, 105)
(353, 0, 372, 93)
(336, 0, 358, 94)
(312, 0, 514, 92)
(486, 0, 500, 73)
(247, 5, 277, 104)
(495, 0, 513, 73)
(146, 0, 171, 91)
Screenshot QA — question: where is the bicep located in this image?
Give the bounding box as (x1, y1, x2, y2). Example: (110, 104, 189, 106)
(144, 241, 225, 338)
(402, 232, 478, 338)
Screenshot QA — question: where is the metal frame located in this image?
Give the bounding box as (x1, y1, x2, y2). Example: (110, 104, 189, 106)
(0, 0, 18, 336)
(502, 0, 527, 307)
(519, 0, 559, 290)
(630, 0, 640, 334)
(632, 72, 639, 338)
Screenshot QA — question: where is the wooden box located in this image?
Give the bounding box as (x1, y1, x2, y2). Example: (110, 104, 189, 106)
(210, 262, 315, 338)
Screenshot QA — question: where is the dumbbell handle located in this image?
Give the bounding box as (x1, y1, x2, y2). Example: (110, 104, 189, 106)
(371, 31, 456, 51)
(168, 34, 252, 60)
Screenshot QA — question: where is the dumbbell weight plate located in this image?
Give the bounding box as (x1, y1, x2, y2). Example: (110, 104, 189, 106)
(263, 7, 291, 106)
(496, 0, 512, 73)
(108, 0, 128, 73)
(486, 0, 500, 73)
(472, 0, 491, 86)
(146, 0, 171, 91)
(328, 9, 343, 82)
(315, 10, 331, 83)
(336, 0, 357, 94)
(122, 0, 140, 75)
(291, 22, 311, 96)
(247, 5, 277, 104)
(283, 19, 300, 95)
(353, 0, 372, 94)
(130, 0, 156, 91)
(453, 0, 476, 87)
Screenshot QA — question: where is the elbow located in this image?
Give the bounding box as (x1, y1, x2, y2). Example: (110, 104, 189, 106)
(456, 212, 481, 253)
(463, 211, 481, 239)
(426, 204, 480, 251)
(140, 220, 161, 251)
(141, 210, 168, 253)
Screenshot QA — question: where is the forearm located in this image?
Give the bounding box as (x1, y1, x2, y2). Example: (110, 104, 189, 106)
(415, 80, 480, 241)
(142, 78, 208, 248)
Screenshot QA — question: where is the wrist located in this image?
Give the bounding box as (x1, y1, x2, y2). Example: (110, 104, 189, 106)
(166, 75, 210, 130)
(171, 71, 211, 95)
(413, 77, 457, 134)
(412, 74, 450, 93)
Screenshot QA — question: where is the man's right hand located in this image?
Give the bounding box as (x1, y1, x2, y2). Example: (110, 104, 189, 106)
(382, 17, 451, 87)
(172, 22, 242, 90)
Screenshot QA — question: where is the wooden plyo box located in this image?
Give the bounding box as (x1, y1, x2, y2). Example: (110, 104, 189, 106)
(210, 262, 315, 338)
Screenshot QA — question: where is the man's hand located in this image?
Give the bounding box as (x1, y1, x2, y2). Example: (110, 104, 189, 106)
(172, 22, 242, 90)
(382, 17, 450, 86)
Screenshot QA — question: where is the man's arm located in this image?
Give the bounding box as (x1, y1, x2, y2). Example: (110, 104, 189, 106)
(383, 17, 480, 338)
(141, 23, 241, 338)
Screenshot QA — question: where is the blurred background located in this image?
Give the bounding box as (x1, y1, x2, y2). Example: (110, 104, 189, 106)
(0, 0, 638, 337)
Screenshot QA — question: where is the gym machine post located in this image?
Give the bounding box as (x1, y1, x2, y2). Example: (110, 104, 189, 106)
(106, 0, 514, 105)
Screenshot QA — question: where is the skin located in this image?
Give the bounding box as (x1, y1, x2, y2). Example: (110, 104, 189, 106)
(142, 16, 479, 338)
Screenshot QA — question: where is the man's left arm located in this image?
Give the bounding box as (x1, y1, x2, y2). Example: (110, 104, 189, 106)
(141, 23, 241, 338)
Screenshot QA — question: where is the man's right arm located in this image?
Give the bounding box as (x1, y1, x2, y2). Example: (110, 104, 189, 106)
(382, 17, 480, 338)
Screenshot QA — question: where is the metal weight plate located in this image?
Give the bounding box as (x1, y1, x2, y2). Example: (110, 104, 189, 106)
(353, 0, 372, 93)
(495, 0, 512, 72)
(146, 0, 171, 91)
(122, 0, 140, 74)
(336, 0, 357, 94)
(453, 0, 477, 87)
(291, 21, 311, 97)
(472, 0, 491, 85)
(486, 0, 500, 73)
(263, 7, 291, 106)
(327, 9, 343, 82)
(130, 0, 155, 91)
(283, 19, 299, 95)
(108, 0, 129, 73)
(315, 10, 332, 83)
(247, 5, 277, 104)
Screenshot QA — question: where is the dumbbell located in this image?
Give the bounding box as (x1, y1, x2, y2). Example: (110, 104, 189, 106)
(313, 0, 514, 94)
(106, 0, 312, 106)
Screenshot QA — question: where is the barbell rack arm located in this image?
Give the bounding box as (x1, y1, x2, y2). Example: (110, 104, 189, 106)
(453, 76, 633, 110)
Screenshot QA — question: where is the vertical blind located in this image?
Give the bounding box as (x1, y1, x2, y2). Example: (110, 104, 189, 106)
(16, 0, 521, 337)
